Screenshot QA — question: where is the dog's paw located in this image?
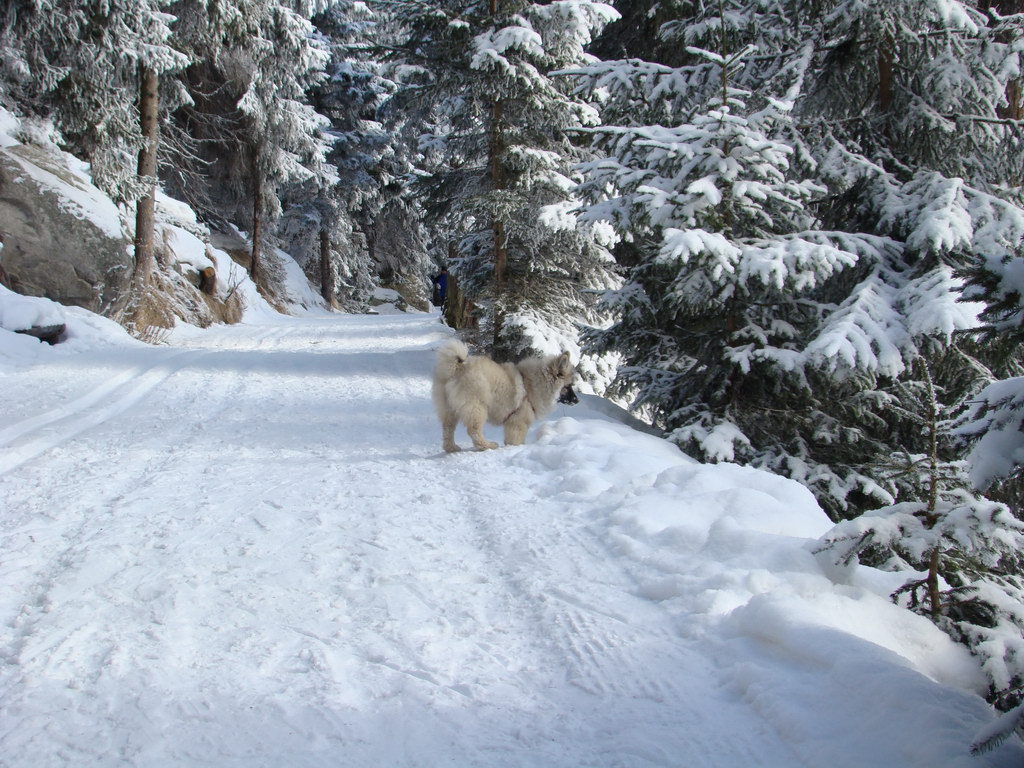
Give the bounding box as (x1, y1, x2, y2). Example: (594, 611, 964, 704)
(474, 440, 500, 451)
(443, 443, 463, 453)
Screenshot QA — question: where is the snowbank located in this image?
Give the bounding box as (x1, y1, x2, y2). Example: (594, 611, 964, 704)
(0, 283, 66, 333)
(518, 416, 1013, 766)
(0, 284, 141, 371)
(0, 108, 20, 148)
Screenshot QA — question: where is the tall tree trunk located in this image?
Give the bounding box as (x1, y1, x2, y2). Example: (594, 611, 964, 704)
(984, 1, 1024, 121)
(877, 34, 894, 116)
(443, 241, 470, 330)
(923, 365, 943, 619)
(490, 95, 507, 354)
(488, 0, 508, 353)
(134, 65, 160, 285)
(250, 144, 264, 289)
(319, 228, 334, 307)
(926, 547, 943, 619)
(1006, 79, 1022, 121)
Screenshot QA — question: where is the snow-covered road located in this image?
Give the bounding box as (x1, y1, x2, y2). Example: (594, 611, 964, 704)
(2, 312, 1021, 767)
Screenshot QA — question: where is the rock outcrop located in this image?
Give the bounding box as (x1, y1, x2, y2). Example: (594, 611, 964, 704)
(0, 142, 133, 314)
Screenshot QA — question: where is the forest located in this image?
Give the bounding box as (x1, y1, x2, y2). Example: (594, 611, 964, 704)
(1, 0, 1024, 725)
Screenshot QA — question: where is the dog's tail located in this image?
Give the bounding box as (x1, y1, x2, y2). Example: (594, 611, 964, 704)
(436, 339, 469, 378)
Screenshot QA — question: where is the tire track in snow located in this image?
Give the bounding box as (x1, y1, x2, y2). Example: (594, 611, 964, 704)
(0, 348, 210, 477)
(297, 333, 698, 747)
(0, 314, 808, 767)
(0, 350, 242, 697)
(451, 456, 789, 767)
(0, 316, 469, 764)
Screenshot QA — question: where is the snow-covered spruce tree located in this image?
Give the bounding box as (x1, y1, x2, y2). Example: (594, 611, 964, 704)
(379, 0, 620, 360)
(954, 194, 1024, 508)
(276, 0, 396, 309)
(308, 1, 435, 310)
(816, 366, 1024, 712)
(957, 375, 1024, 506)
(567, 2, 903, 515)
(569, 0, 1024, 518)
(796, 0, 1024, 512)
(169, 0, 335, 292)
(0, 0, 189, 203)
(588, 0, 693, 66)
(810, 0, 1024, 715)
(972, 700, 1024, 756)
(954, 37, 1024, 508)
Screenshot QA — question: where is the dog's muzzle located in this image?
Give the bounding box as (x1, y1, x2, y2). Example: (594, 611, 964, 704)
(558, 384, 579, 406)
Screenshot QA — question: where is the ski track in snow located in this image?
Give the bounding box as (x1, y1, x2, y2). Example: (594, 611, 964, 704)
(0, 312, 982, 766)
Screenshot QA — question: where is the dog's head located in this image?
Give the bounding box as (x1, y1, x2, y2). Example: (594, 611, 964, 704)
(550, 351, 579, 406)
(558, 383, 579, 405)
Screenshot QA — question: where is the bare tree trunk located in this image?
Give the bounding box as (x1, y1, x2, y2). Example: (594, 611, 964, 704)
(490, 95, 507, 352)
(922, 365, 943, 619)
(1007, 79, 1022, 121)
(878, 35, 894, 115)
(490, 87, 507, 292)
(488, 0, 509, 352)
(250, 144, 264, 289)
(442, 242, 469, 330)
(134, 65, 160, 285)
(927, 547, 943, 619)
(319, 228, 334, 308)
(984, 1, 1024, 121)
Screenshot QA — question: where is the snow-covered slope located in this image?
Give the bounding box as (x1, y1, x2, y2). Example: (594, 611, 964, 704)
(0, 310, 1021, 767)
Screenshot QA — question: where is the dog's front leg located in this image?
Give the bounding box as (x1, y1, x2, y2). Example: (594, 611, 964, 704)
(504, 419, 528, 446)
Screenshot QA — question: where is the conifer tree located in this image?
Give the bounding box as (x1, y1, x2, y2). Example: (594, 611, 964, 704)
(570, 0, 1024, 517)
(380, 0, 620, 359)
(169, 0, 335, 291)
(956, 183, 1024, 507)
(954, 5, 1024, 505)
(278, 0, 385, 308)
(806, 0, 1024, 512)
(0, 0, 190, 297)
(816, 366, 1024, 711)
(0, 0, 189, 202)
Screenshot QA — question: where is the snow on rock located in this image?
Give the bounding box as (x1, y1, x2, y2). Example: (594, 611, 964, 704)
(0, 323, 48, 366)
(0, 285, 67, 367)
(154, 191, 216, 276)
(0, 124, 122, 242)
(0, 284, 141, 371)
(0, 108, 20, 148)
(0, 283, 66, 332)
(0, 108, 132, 311)
(272, 245, 330, 314)
(368, 286, 408, 314)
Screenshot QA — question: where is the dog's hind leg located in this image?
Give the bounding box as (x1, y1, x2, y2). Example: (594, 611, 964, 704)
(464, 406, 499, 450)
(440, 408, 462, 453)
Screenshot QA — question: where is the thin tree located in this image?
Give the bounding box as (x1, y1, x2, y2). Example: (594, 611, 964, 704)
(816, 363, 1024, 712)
(133, 65, 161, 286)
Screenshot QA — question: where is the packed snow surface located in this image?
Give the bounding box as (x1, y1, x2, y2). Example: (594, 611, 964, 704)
(1, 308, 1022, 767)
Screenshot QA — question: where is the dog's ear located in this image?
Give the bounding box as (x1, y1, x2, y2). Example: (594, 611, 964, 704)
(553, 351, 573, 378)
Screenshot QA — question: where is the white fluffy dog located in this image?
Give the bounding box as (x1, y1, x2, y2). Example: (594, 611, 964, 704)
(432, 340, 577, 452)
